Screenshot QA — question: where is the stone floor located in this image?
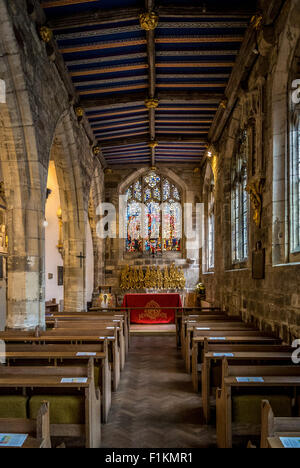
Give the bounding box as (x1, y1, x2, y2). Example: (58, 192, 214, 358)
(102, 336, 217, 448)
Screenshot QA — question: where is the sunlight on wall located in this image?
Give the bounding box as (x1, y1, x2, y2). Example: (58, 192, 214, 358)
(45, 161, 64, 306)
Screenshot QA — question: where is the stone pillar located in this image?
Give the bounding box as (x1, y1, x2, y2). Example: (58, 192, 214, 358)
(63, 237, 86, 312)
(6, 192, 45, 330)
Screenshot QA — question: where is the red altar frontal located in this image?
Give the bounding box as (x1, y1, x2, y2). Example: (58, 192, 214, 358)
(122, 293, 182, 324)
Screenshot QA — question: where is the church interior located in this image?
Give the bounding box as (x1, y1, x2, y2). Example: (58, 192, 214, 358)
(0, 0, 299, 450)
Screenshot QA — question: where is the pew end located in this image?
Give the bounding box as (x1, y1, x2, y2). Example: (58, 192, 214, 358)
(247, 440, 257, 448)
(260, 399, 300, 448)
(0, 401, 51, 448)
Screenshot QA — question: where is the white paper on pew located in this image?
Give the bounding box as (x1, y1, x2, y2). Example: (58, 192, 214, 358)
(197, 328, 211, 330)
(280, 437, 300, 448)
(99, 337, 107, 339)
(106, 327, 115, 329)
(76, 352, 97, 357)
(236, 377, 264, 383)
(209, 337, 226, 340)
(213, 353, 234, 357)
(0, 434, 28, 447)
(61, 378, 88, 384)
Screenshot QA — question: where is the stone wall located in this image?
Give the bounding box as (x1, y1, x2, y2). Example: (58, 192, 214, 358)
(0, 0, 104, 328)
(201, 0, 300, 344)
(103, 165, 203, 302)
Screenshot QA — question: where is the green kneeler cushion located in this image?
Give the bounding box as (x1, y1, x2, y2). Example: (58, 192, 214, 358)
(232, 395, 292, 425)
(29, 395, 85, 425)
(0, 396, 28, 419)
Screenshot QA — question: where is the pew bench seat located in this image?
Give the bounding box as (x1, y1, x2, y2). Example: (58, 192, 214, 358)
(0, 361, 101, 448)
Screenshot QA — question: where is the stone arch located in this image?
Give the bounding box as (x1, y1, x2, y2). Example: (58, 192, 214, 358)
(0, 2, 47, 329)
(48, 112, 87, 312)
(0, 0, 99, 322)
(118, 167, 188, 202)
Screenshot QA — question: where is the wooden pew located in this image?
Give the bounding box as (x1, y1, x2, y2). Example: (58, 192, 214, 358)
(201, 344, 293, 424)
(192, 334, 282, 380)
(1, 343, 111, 424)
(46, 299, 59, 315)
(51, 320, 126, 371)
(0, 401, 51, 448)
(175, 307, 224, 349)
(0, 329, 121, 392)
(216, 359, 300, 448)
(261, 400, 300, 448)
(0, 359, 101, 448)
(180, 315, 242, 360)
(46, 328, 121, 391)
(48, 312, 129, 357)
(184, 321, 254, 372)
(266, 436, 300, 448)
(80, 308, 130, 352)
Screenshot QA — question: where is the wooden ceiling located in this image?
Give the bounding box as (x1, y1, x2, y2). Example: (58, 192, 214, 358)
(41, 0, 257, 166)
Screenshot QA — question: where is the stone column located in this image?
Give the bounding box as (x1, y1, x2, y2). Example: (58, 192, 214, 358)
(6, 183, 46, 330)
(63, 237, 86, 313)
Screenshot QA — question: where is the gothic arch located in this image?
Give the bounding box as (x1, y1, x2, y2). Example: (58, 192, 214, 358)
(48, 112, 88, 312)
(271, 0, 300, 265)
(118, 167, 188, 202)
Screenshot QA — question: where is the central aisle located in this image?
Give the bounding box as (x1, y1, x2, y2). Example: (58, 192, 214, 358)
(102, 336, 216, 448)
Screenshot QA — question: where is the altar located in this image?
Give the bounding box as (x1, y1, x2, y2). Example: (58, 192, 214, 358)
(122, 293, 182, 324)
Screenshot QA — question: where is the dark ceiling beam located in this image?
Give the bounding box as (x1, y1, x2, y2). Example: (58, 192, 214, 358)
(81, 91, 224, 109)
(55, 21, 249, 40)
(47, 8, 141, 29)
(144, 0, 157, 167)
(100, 135, 208, 149)
(81, 93, 146, 110)
(47, 6, 254, 30)
(157, 7, 254, 17)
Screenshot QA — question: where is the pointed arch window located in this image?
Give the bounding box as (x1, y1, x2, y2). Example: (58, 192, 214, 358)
(207, 184, 215, 270)
(231, 130, 249, 264)
(125, 171, 182, 253)
(291, 112, 300, 253)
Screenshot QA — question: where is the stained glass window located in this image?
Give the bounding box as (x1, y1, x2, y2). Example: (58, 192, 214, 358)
(125, 171, 182, 252)
(163, 180, 171, 201)
(127, 201, 143, 252)
(231, 130, 249, 263)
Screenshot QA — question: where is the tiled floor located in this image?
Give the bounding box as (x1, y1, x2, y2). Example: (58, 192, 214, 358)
(102, 336, 217, 448)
